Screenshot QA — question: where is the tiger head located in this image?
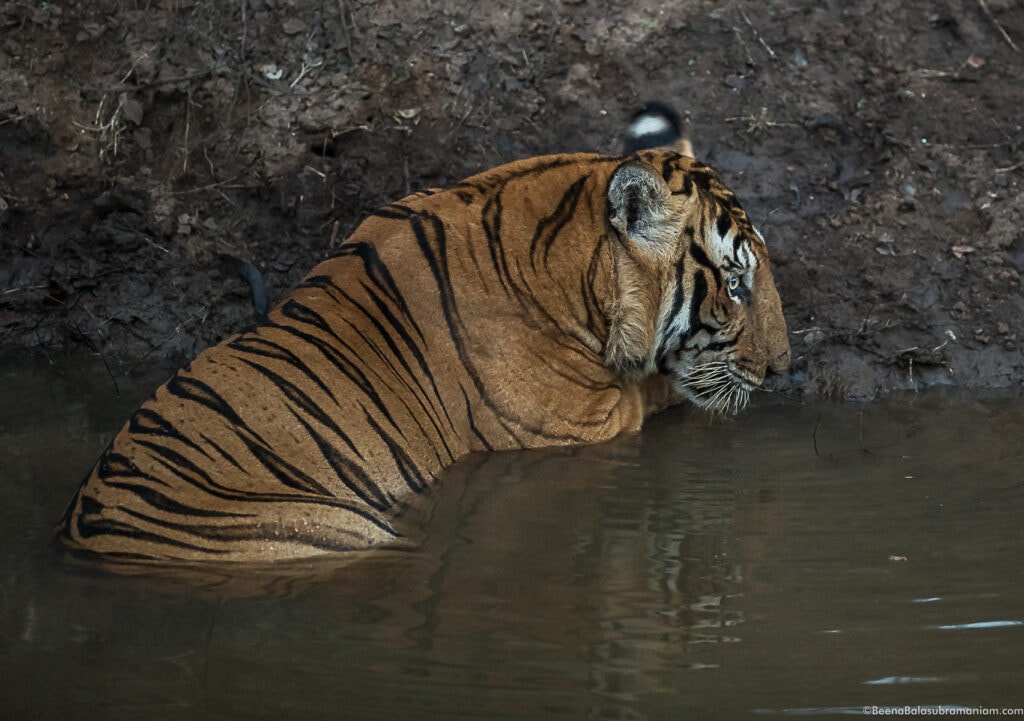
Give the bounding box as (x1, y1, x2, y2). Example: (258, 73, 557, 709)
(603, 152, 790, 415)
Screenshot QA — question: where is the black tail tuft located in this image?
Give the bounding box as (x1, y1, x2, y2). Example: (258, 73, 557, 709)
(222, 255, 269, 324)
(623, 102, 688, 154)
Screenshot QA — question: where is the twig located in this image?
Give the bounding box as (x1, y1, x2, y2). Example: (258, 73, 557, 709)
(168, 177, 248, 195)
(240, 0, 248, 61)
(725, 108, 798, 135)
(336, 0, 355, 65)
(72, 94, 126, 163)
(857, 302, 878, 335)
(812, 413, 828, 459)
(2, 284, 48, 295)
(441, 99, 475, 143)
(97, 345, 121, 398)
(976, 0, 1020, 53)
(78, 69, 216, 95)
(290, 59, 324, 89)
(182, 85, 192, 174)
(328, 220, 341, 250)
(118, 47, 157, 86)
(858, 410, 873, 455)
(740, 10, 777, 60)
(732, 25, 756, 67)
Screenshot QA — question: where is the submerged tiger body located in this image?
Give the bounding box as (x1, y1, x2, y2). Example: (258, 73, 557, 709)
(59, 140, 790, 563)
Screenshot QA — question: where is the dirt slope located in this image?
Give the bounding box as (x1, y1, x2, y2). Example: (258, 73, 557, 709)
(1, 0, 1022, 399)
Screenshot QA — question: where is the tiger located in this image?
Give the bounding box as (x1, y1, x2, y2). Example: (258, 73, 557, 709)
(57, 104, 791, 564)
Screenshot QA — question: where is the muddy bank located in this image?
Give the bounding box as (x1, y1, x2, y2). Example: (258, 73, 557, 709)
(1, 0, 1022, 399)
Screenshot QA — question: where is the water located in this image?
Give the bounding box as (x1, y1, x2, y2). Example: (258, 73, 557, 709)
(2, 358, 1023, 719)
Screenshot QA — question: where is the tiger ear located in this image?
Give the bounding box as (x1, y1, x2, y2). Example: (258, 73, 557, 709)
(607, 161, 678, 249)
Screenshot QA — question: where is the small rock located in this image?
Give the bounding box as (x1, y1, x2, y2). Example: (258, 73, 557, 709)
(282, 18, 307, 35)
(120, 96, 144, 126)
(804, 329, 827, 346)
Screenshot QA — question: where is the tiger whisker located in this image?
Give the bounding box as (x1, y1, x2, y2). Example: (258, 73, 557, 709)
(678, 360, 752, 416)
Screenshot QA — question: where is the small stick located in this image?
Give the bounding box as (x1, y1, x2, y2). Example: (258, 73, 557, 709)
(328, 219, 341, 250)
(976, 0, 1020, 53)
(337, 0, 355, 65)
(858, 410, 874, 455)
(740, 10, 777, 60)
(97, 345, 121, 398)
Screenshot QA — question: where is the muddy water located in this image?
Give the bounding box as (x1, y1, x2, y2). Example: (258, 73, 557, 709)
(1, 358, 1023, 720)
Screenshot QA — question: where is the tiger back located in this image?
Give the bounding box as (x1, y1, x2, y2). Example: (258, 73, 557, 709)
(58, 129, 790, 564)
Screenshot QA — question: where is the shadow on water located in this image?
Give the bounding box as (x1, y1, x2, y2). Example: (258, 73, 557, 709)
(1, 357, 1023, 719)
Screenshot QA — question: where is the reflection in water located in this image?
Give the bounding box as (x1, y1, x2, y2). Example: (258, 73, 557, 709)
(1, 358, 1023, 719)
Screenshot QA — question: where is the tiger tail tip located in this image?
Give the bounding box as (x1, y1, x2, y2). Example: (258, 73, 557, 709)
(623, 101, 694, 158)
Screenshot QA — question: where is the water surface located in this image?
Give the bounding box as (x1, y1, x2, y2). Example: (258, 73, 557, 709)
(1, 358, 1022, 719)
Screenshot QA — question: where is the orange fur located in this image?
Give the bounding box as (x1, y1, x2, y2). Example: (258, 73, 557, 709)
(58, 150, 789, 563)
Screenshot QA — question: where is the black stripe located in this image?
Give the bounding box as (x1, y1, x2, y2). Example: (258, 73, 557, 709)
(689, 168, 713, 193)
(236, 356, 365, 461)
(482, 192, 518, 297)
(167, 375, 248, 429)
(460, 384, 493, 451)
(700, 335, 740, 353)
(105, 481, 248, 518)
(689, 242, 722, 286)
(309, 242, 429, 346)
(273, 299, 436, 447)
(245, 442, 334, 496)
(198, 432, 247, 474)
(278, 299, 335, 338)
(299, 277, 458, 462)
(732, 233, 744, 261)
(132, 440, 220, 490)
(270, 320, 449, 463)
(73, 494, 231, 553)
(97, 451, 155, 483)
(529, 175, 589, 270)
(410, 211, 470, 363)
(656, 255, 688, 364)
(228, 335, 338, 403)
(683, 270, 710, 343)
(370, 203, 418, 220)
(661, 155, 680, 182)
(364, 410, 431, 494)
(165, 373, 338, 497)
(716, 212, 733, 239)
(285, 403, 395, 512)
(271, 322, 395, 428)
(111, 502, 384, 550)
